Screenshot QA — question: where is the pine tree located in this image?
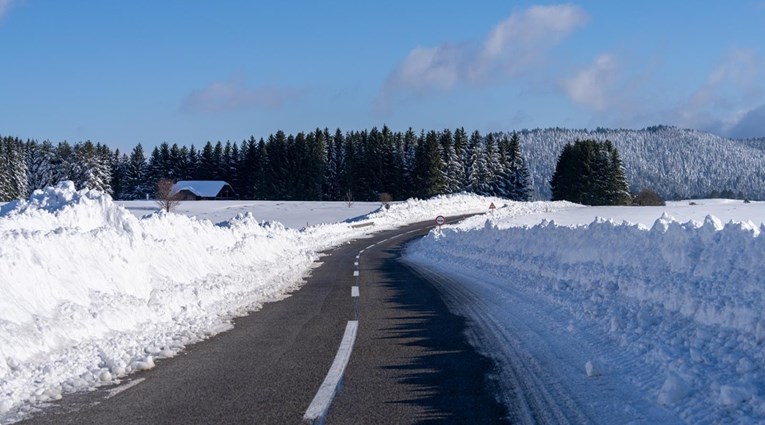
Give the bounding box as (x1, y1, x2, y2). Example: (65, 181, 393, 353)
(550, 139, 630, 205)
(267, 131, 289, 199)
(53, 141, 75, 184)
(323, 129, 339, 200)
(71, 141, 111, 193)
(212, 141, 224, 180)
(255, 138, 269, 199)
(197, 142, 215, 180)
(186, 145, 199, 180)
(0, 137, 26, 200)
(125, 143, 148, 200)
(25, 139, 58, 194)
(306, 128, 327, 200)
(413, 130, 446, 198)
(227, 141, 240, 193)
(506, 133, 532, 201)
(607, 145, 631, 205)
(401, 128, 418, 199)
(0, 138, 10, 200)
(484, 133, 502, 196)
(110, 150, 129, 199)
(239, 137, 259, 199)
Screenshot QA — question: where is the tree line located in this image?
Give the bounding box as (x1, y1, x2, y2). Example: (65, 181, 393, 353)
(0, 128, 533, 203)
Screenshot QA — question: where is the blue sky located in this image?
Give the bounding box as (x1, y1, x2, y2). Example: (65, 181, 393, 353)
(1, 1, 765, 152)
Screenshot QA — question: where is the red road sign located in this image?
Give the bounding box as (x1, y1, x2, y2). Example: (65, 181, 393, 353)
(435, 215, 445, 226)
(489, 202, 496, 210)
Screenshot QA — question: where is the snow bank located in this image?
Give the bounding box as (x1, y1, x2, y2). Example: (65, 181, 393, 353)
(0, 183, 500, 423)
(406, 209, 765, 424)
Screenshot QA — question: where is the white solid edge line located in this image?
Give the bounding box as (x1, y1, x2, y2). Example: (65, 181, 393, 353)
(353, 270, 359, 277)
(303, 320, 359, 423)
(106, 377, 146, 399)
(351, 286, 359, 297)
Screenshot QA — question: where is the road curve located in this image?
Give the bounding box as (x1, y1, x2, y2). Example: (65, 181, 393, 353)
(20, 217, 507, 425)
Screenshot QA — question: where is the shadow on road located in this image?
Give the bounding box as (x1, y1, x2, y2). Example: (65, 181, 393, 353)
(374, 246, 510, 425)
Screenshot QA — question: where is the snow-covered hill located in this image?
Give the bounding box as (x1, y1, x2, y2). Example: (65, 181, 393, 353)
(504, 126, 765, 200)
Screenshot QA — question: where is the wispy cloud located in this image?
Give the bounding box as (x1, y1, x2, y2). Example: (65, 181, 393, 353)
(180, 75, 305, 114)
(0, 0, 14, 19)
(560, 48, 765, 138)
(562, 54, 618, 111)
(374, 4, 589, 114)
(672, 49, 765, 137)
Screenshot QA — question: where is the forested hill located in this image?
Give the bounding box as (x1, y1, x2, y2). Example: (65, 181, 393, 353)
(505, 126, 765, 200)
(2, 125, 765, 202)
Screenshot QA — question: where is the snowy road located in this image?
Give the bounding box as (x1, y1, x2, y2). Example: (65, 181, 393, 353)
(18, 217, 506, 425)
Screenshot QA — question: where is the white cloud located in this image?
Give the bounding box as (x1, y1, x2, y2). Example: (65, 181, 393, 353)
(562, 54, 618, 111)
(180, 75, 304, 114)
(473, 4, 590, 81)
(375, 4, 589, 113)
(726, 104, 765, 138)
(559, 48, 765, 138)
(673, 49, 765, 137)
(391, 44, 461, 95)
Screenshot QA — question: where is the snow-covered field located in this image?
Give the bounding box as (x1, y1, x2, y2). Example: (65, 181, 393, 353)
(405, 199, 765, 424)
(116, 199, 381, 229)
(0, 183, 505, 424)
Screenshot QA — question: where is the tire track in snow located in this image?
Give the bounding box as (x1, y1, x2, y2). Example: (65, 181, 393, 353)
(404, 261, 683, 425)
(407, 264, 589, 425)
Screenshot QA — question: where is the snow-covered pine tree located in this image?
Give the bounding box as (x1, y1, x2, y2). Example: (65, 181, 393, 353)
(0, 136, 29, 200)
(439, 129, 464, 193)
(484, 133, 502, 196)
(169, 143, 183, 180)
(444, 142, 464, 193)
(452, 127, 468, 192)
(109, 150, 129, 200)
(0, 137, 12, 200)
(26, 139, 58, 195)
(507, 133, 532, 201)
(496, 135, 513, 198)
(124, 143, 148, 200)
(467, 131, 491, 195)
(52, 141, 74, 184)
(70, 141, 111, 193)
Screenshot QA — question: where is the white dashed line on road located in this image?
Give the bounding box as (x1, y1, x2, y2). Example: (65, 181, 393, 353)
(303, 320, 359, 424)
(106, 378, 146, 399)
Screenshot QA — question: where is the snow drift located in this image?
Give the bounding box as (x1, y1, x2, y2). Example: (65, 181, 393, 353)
(0, 182, 503, 423)
(406, 210, 765, 424)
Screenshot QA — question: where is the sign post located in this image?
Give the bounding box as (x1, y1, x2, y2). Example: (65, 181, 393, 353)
(435, 215, 445, 229)
(489, 202, 496, 213)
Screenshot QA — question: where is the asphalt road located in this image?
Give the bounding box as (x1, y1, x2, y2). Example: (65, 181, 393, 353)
(20, 217, 508, 425)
